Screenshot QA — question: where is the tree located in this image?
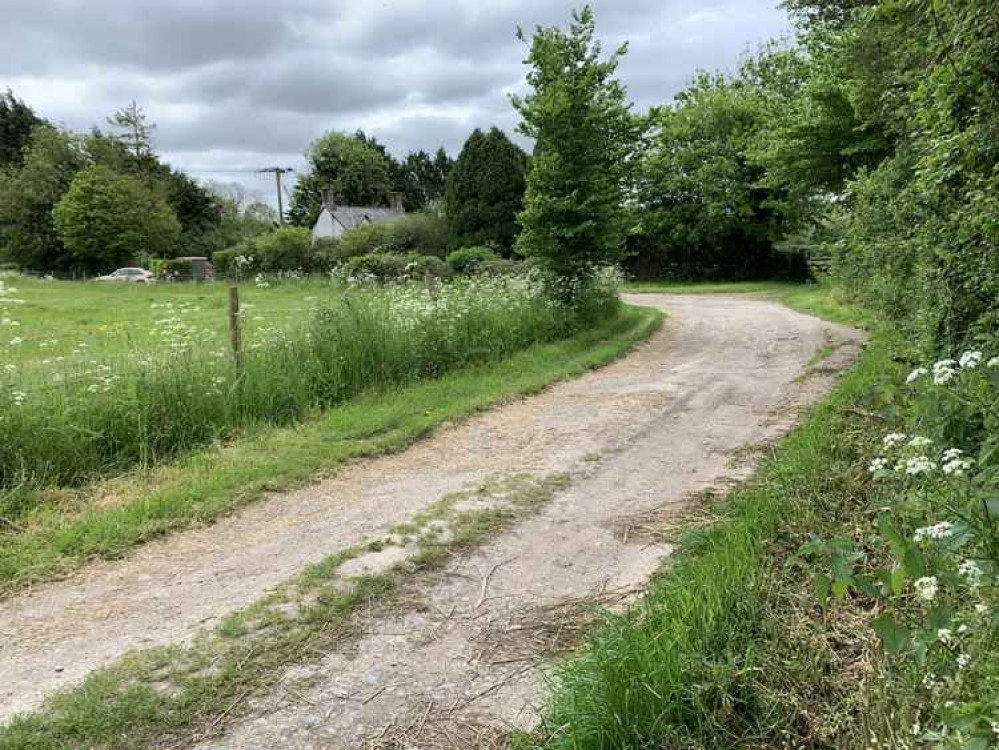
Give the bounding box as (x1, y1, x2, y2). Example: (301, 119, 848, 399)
(393, 148, 454, 211)
(52, 165, 181, 272)
(444, 127, 527, 252)
(511, 7, 639, 283)
(0, 89, 44, 168)
(638, 73, 780, 279)
(106, 100, 156, 158)
(0, 125, 85, 270)
(287, 131, 392, 227)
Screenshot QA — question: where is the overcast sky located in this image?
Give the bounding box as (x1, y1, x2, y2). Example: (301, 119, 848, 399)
(2, 0, 791, 202)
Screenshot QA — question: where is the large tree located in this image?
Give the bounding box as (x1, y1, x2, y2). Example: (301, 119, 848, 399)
(0, 125, 85, 270)
(511, 7, 639, 283)
(52, 165, 181, 272)
(287, 131, 393, 227)
(444, 127, 527, 252)
(0, 89, 44, 168)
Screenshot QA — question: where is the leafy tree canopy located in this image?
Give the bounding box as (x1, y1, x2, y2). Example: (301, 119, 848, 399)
(444, 127, 527, 253)
(287, 131, 393, 227)
(0, 89, 45, 168)
(512, 6, 640, 283)
(52, 164, 181, 272)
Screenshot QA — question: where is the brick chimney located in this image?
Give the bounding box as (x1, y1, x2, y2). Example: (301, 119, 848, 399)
(388, 192, 405, 213)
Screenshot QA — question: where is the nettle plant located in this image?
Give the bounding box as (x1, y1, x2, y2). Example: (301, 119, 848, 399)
(803, 350, 999, 748)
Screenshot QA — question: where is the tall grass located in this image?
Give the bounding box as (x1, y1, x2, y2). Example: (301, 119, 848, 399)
(0, 273, 619, 495)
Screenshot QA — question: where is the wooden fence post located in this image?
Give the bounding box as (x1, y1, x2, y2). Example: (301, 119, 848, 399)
(228, 285, 242, 374)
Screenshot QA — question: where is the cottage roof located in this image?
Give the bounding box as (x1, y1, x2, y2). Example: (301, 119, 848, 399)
(328, 205, 403, 231)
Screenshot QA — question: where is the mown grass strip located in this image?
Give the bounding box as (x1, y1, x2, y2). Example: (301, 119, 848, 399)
(0, 473, 571, 749)
(0, 304, 662, 597)
(520, 300, 883, 749)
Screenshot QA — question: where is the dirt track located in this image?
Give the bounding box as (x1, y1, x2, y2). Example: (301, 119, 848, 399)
(0, 294, 862, 742)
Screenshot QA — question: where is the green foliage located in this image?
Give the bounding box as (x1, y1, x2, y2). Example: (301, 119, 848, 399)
(52, 165, 181, 272)
(0, 89, 44, 168)
(338, 211, 449, 259)
(392, 147, 454, 211)
(512, 7, 640, 286)
(444, 127, 527, 252)
(770, 1, 999, 350)
(341, 252, 448, 282)
(446, 247, 499, 275)
(214, 228, 337, 275)
(0, 126, 85, 270)
(0, 275, 608, 490)
(637, 73, 792, 280)
(287, 131, 393, 227)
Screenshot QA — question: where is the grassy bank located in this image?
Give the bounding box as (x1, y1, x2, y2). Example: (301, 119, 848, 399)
(0, 303, 661, 596)
(2, 274, 614, 490)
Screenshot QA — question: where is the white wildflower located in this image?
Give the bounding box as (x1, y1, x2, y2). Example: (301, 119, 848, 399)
(943, 457, 974, 476)
(915, 576, 939, 601)
(942, 448, 964, 462)
(958, 560, 983, 587)
(957, 624, 969, 635)
(921, 672, 937, 689)
(869, 457, 889, 473)
(933, 359, 958, 384)
(906, 367, 928, 384)
(913, 522, 953, 542)
(956, 653, 971, 670)
(937, 628, 954, 645)
(3, 363, 15, 373)
(8, 336, 22, 346)
(905, 456, 936, 475)
(959, 351, 982, 369)
(882, 433, 907, 450)
(908, 436, 933, 449)
(988, 356, 999, 368)
(977, 603, 989, 615)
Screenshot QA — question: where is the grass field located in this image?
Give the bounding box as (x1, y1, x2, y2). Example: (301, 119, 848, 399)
(0, 275, 320, 369)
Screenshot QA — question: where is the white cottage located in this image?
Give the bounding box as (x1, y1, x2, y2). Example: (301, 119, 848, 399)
(311, 192, 405, 241)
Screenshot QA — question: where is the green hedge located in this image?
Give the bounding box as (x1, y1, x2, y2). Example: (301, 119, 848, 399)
(341, 252, 449, 282)
(338, 212, 448, 259)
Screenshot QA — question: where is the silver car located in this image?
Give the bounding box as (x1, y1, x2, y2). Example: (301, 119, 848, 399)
(96, 268, 156, 284)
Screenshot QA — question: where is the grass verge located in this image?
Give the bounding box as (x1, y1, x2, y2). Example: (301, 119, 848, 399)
(520, 294, 887, 748)
(0, 303, 662, 597)
(0, 472, 571, 749)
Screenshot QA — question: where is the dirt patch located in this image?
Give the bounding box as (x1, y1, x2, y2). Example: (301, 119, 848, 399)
(0, 294, 863, 736)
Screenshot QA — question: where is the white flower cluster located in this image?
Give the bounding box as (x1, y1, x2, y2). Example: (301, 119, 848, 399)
(905, 456, 936, 475)
(254, 274, 270, 289)
(941, 448, 974, 476)
(958, 559, 983, 587)
(883, 432, 907, 450)
(933, 359, 958, 385)
(907, 351, 996, 386)
(914, 576, 939, 601)
(913, 522, 953, 542)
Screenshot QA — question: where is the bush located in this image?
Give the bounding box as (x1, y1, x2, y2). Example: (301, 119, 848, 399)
(341, 252, 448, 283)
(446, 247, 498, 275)
(338, 212, 448, 259)
(252, 227, 313, 272)
(213, 230, 342, 277)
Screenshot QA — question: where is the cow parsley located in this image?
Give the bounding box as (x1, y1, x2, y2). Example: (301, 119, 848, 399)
(915, 576, 939, 601)
(905, 456, 936, 475)
(913, 522, 953, 542)
(906, 367, 928, 384)
(959, 350, 982, 369)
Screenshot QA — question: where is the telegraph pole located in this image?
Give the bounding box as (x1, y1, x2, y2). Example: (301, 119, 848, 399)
(258, 167, 293, 225)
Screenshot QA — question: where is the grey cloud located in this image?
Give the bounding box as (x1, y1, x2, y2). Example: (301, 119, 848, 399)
(2, 0, 790, 201)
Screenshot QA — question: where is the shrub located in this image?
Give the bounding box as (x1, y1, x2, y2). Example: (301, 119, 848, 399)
(338, 212, 448, 259)
(446, 247, 498, 275)
(342, 252, 448, 282)
(252, 227, 314, 272)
